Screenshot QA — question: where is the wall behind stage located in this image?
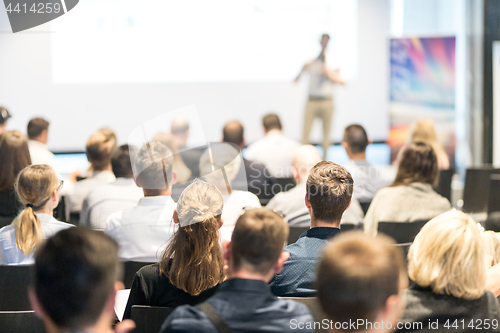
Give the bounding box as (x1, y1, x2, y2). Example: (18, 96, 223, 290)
(0, 0, 390, 152)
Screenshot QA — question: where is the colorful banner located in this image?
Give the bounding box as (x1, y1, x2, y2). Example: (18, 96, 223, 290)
(389, 36, 456, 164)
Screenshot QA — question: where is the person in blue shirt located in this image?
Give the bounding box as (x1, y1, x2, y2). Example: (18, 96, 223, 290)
(160, 208, 314, 333)
(270, 161, 354, 297)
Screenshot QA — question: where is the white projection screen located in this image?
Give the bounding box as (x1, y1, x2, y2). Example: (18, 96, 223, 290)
(0, 0, 390, 152)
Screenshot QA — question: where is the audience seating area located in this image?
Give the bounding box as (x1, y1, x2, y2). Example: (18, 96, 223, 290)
(131, 306, 175, 333)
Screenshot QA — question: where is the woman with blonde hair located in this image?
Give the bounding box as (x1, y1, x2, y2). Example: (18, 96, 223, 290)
(123, 180, 225, 319)
(397, 210, 500, 332)
(0, 165, 73, 265)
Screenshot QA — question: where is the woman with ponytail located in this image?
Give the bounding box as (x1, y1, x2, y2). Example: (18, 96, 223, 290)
(123, 180, 225, 319)
(0, 165, 73, 265)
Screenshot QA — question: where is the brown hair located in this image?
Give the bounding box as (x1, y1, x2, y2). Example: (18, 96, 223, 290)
(231, 208, 288, 275)
(134, 141, 174, 190)
(152, 132, 192, 183)
(262, 113, 282, 131)
(13, 165, 59, 255)
(392, 141, 439, 187)
(85, 131, 117, 171)
(343, 124, 368, 154)
(317, 231, 406, 328)
(222, 121, 244, 147)
(160, 180, 225, 295)
(306, 161, 353, 223)
(27, 118, 50, 140)
(0, 131, 31, 191)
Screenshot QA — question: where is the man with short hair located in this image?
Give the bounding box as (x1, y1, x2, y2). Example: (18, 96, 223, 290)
(66, 131, 117, 213)
(246, 113, 300, 178)
(267, 145, 363, 226)
(29, 227, 135, 333)
(81, 145, 144, 230)
(317, 232, 407, 333)
(222, 120, 276, 202)
(270, 161, 353, 297)
(161, 208, 314, 333)
(342, 124, 387, 203)
(105, 141, 177, 262)
(170, 116, 203, 178)
(0, 107, 11, 135)
(27, 117, 56, 169)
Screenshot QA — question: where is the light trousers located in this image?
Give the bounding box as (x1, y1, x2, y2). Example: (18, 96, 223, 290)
(302, 98, 334, 160)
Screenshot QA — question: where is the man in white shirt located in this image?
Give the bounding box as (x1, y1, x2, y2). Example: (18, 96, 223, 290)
(65, 130, 117, 213)
(342, 124, 388, 203)
(245, 114, 300, 178)
(295, 34, 345, 160)
(266, 145, 364, 226)
(27, 117, 56, 169)
(105, 141, 177, 262)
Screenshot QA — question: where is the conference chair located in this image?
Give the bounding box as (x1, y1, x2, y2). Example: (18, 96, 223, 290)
(434, 169, 454, 202)
(377, 220, 428, 244)
(0, 265, 33, 311)
(280, 297, 327, 333)
(287, 226, 309, 245)
(0, 215, 14, 229)
(130, 305, 175, 333)
(359, 201, 371, 215)
(122, 261, 155, 289)
(463, 166, 500, 214)
(394, 242, 412, 259)
(0, 311, 46, 333)
(340, 223, 362, 232)
(274, 177, 296, 195)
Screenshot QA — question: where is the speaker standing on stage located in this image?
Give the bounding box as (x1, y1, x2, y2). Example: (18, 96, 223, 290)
(294, 34, 345, 160)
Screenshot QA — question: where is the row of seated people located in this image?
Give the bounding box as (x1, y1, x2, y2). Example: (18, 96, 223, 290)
(21, 189, 500, 333)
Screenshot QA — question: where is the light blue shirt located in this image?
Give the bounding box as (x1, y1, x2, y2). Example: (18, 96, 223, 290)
(0, 213, 73, 265)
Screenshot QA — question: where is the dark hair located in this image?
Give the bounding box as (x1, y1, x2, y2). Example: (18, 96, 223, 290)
(231, 208, 288, 275)
(222, 121, 244, 147)
(85, 131, 117, 171)
(306, 161, 353, 223)
(262, 114, 282, 131)
(111, 145, 136, 178)
(134, 141, 174, 190)
(317, 232, 406, 328)
(343, 124, 368, 154)
(392, 141, 439, 187)
(27, 118, 50, 140)
(33, 227, 122, 331)
(0, 131, 31, 191)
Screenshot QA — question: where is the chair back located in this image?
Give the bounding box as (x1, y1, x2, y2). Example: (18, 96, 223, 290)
(122, 261, 155, 289)
(434, 169, 454, 202)
(131, 305, 174, 333)
(0, 265, 33, 310)
(287, 226, 309, 245)
(280, 297, 328, 333)
(377, 220, 428, 244)
(340, 223, 361, 232)
(488, 175, 500, 215)
(274, 177, 296, 195)
(463, 167, 500, 213)
(0, 311, 46, 333)
(359, 201, 371, 215)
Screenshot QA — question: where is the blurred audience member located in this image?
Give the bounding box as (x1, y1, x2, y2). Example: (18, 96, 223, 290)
(342, 124, 387, 203)
(0, 107, 11, 135)
(124, 180, 225, 319)
(153, 132, 192, 183)
(364, 142, 451, 236)
(246, 113, 300, 178)
(270, 161, 353, 297)
(0, 165, 72, 265)
(318, 232, 407, 333)
(482, 231, 500, 267)
(105, 141, 176, 262)
(222, 120, 275, 202)
(397, 211, 500, 332)
(30, 227, 135, 333)
(161, 208, 314, 333)
(0, 131, 31, 225)
(27, 117, 56, 170)
(66, 131, 117, 213)
(267, 145, 363, 226)
(199, 142, 261, 234)
(80, 145, 143, 230)
(171, 116, 203, 178)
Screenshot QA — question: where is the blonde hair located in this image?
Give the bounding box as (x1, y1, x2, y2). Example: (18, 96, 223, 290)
(408, 210, 486, 300)
(410, 119, 449, 170)
(160, 180, 225, 295)
(199, 143, 241, 192)
(13, 165, 59, 255)
(152, 132, 192, 183)
(482, 231, 500, 266)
